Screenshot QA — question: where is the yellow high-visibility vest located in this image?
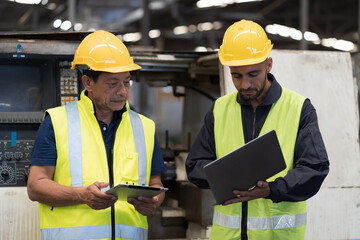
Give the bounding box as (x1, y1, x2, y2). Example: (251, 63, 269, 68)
(211, 88, 306, 240)
(38, 90, 155, 240)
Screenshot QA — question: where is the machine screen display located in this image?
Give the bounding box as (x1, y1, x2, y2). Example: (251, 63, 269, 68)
(0, 65, 43, 112)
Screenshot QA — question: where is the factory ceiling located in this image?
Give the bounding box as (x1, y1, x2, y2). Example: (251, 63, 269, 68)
(0, 0, 358, 53)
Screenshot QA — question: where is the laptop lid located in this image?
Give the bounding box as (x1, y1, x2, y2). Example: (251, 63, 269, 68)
(203, 130, 286, 205)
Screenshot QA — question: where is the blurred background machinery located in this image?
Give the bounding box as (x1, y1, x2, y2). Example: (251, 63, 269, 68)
(0, 0, 359, 52)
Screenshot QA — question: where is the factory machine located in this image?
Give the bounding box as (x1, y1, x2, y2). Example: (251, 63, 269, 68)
(0, 54, 79, 188)
(0, 35, 219, 239)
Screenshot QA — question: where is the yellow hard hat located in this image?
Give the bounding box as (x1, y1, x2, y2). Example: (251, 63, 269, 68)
(218, 20, 273, 66)
(71, 30, 141, 72)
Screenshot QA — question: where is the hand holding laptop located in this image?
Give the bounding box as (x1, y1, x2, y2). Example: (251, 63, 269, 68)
(222, 180, 271, 205)
(203, 130, 286, 205)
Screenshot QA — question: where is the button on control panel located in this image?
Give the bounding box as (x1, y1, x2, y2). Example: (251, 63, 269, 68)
(0, 140, 34, 186)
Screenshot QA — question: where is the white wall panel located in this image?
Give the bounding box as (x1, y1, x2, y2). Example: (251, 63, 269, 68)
(0, 187, 41, 240)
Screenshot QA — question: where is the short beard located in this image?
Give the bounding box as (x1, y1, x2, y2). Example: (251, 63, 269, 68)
(239, 72, 267, 100)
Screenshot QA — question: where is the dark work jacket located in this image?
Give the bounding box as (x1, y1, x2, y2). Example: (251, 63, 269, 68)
(186, 73, 330, 203)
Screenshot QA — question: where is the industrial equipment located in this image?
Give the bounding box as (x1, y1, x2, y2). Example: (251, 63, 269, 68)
(0, 48, 80, 187)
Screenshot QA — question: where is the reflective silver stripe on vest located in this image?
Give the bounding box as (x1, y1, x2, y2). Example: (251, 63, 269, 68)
(41, 224, 148, 240)
(213, 211, 307, 230)
(128, 110, 147, 186)
(65, 102, 83, 187)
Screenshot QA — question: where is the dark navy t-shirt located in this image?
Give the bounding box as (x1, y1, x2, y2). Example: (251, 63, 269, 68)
(30, 114, 166, 176)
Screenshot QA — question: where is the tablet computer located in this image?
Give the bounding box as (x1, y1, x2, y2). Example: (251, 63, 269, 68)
(203, 130, 286, 205)
(106, 184, 168, 201)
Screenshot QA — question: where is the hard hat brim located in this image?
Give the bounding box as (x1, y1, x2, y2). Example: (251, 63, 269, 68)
(219, 53, 270, 67)
(218, 43, 273, 67)
(71, 63, 141, 73)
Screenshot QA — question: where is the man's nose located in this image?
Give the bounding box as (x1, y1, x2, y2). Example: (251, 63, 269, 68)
(116, 83, 127, 95)
(240, 77, 252, 89)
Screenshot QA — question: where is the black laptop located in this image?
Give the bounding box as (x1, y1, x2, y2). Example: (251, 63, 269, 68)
(203, 130, 286, 205)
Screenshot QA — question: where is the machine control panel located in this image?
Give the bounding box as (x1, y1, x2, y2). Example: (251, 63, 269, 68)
(0, 139, 34, 186)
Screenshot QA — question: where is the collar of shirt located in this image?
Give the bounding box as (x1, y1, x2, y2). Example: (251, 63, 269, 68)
(236, 73, 282, 107)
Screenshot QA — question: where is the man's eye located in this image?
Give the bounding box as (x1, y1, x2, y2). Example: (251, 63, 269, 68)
(249, 73, 258, 78)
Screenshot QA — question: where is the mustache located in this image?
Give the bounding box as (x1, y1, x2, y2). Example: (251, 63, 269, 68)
(239, 88, 257, 92)
(111, 97, 127, 101)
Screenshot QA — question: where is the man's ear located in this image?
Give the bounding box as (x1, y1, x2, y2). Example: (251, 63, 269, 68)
(82, 75, 92, 91)
(266, 57, 273, 72)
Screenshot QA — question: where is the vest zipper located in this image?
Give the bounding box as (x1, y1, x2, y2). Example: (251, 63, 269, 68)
(252, 108, 256, 140)
(110, 117, 122, 240)
(241, 107, 257, 240)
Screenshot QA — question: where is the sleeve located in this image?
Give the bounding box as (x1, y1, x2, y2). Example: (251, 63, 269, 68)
(185, 105, 217, 189)
(30, 115, 57, 166)
(150, 133, 166, 176)
(268, 99, 330, 202)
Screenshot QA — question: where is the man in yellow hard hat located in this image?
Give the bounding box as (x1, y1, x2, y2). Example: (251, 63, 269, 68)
(186, 20, 329, 239)
(27, 30, 166, 240)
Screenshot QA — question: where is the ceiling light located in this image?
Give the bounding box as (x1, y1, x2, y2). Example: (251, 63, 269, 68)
(265, 25, 277, 35)
(149, 1, 166, 10)
(194, 46, 208, 52)
(321, 38, 335, 48)
(188, 25, 197, 33)
(266, 24, 302, 40)
(274, 24, 291, 38)
(290, 29, 302, 41)
(123, 32, 142, 42)
(198, 22, 213, 31)
(304, 31, 320, 42)
(173, 26, 188, 35)
(196, 0, 223, 8)
(41, 0, 48, 5)
(331, 39, 355, 52)
(234, 0, 262, 3)
(196, 0, 262, 8)
(47, 2, 56, 10)
(60, 20, 72, 31)
(53, 19, 62, 29)
(8, 0, 41, 4)
(266, 23, 355, 52)
(74, 23, 83, 31)
(149, 29, 161, 39)
(213, 21, 223, 30)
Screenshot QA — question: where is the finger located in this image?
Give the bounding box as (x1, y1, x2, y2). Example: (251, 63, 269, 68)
(90, 198, 117, 210)
(223, 196, 250, 205)
(135, 205, 155, 216)
(257, 180, 268, 188)
(137, 196, 156, 203)
(95, 182, 110, 189)
(89, 186, 117, 200)
(233, 190, 250, 195)
(128, 196, 156, 206)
